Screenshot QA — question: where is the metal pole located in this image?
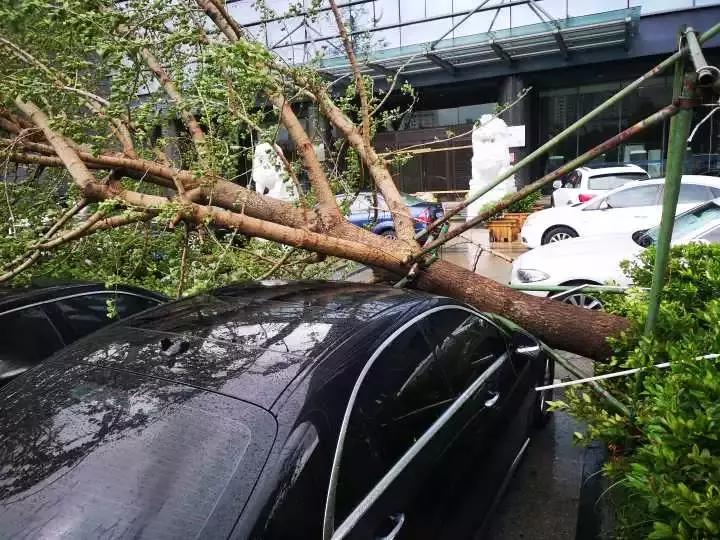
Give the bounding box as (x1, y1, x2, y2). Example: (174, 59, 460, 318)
(644, 68, 696, 335)
(685, 27, 718, 86)
(430, 0, 492, 49)
(510, 284, 633, 294)
(418, 103, 682, 257)
(418, 21, 720, 240)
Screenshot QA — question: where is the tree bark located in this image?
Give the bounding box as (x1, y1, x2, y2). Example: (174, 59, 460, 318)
(414, 260, 628, 359)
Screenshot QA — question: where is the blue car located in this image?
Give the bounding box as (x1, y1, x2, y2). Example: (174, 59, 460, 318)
(338, 192, 445, 239)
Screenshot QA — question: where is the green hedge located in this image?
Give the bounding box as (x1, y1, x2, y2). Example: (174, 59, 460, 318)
(558, 244, 720, 539)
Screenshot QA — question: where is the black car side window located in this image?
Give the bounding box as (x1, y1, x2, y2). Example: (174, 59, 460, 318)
(424, 310, 508, 395)
(114, 293, 162, 318)
(333, 318, 453, 526)
(0, 307, 64, 379)
(51, 293, 114, 339)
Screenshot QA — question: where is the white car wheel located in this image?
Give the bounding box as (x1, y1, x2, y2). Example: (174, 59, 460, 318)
(542, 226, 578, 245)
(562, 293, 603, 310)
(549, 232, 573, 242)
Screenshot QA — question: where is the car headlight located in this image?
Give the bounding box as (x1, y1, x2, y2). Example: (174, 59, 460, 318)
(516, 268, 550, 283)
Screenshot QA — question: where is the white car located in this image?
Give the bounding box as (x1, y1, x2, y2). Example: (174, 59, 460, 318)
(521, 175, 720, 248)
(551, 164, 649, 207)
(511, 199, 720, 309)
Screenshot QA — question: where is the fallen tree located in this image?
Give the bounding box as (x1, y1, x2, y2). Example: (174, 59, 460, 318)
(0, 0, 629, 360)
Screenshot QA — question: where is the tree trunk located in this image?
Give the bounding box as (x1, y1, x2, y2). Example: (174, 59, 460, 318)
(414, 259, 628, 360)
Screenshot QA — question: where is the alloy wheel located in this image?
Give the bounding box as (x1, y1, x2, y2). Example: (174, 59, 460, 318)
(563, 293, 603, 310)
(549, 232, 573, 242)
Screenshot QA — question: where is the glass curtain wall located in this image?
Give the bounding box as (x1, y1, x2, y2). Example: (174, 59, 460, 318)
(539, 77, 720, 178)
(227, 0, 710, 64)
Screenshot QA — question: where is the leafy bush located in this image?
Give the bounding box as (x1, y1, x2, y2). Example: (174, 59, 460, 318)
(507, 190, 541, 213)
(560, 243, 720, 538)
(0, 178, 341, 298)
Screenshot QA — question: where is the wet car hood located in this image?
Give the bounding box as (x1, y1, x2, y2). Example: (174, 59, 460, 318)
(0, 363, 275, 539)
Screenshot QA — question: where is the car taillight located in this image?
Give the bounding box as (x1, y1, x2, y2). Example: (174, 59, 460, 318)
(578, 193, 596, 203)
(417, 207, 432, 224)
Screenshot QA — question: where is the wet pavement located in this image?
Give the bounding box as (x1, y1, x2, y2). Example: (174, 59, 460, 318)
(485, 368, 589, 540)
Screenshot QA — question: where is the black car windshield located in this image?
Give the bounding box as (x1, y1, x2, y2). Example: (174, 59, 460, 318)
(0, 364, 275, 539)
(638, 202, 720, 246)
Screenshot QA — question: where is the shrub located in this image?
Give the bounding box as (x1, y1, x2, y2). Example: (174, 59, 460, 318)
(507, 190, 541, 213)
(561, 243, 720, 539)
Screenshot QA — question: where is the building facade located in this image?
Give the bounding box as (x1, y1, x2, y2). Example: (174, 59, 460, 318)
(230, 0, 720, 194)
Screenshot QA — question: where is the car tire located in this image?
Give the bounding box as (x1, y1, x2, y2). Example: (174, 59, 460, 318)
(542, 225, 578, 245)
(534, 354, 554, 428)
(380, 229, 397, 239)
(561, 292, 603, 310)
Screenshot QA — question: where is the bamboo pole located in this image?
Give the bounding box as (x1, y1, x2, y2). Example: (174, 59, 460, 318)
(510, 284, 633, 294)
(644, 67, 696, 335)
(417, 21, 720, 240)
(417, 102, 682, 257)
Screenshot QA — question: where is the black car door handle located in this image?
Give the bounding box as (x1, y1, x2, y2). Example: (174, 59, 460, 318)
(484, 391, 500, 408)
(376, 513, 405, 540)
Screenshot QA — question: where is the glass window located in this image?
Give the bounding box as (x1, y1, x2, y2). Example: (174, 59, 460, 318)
(700, 226, 720, 244)
(539, 89, 578, 173)
(562, 171, 582, 188)
(424, 310, 507, 395)
(52, 293, 115, 339)
(619, 78, 670, 177)
(114, 293, 163, 319)
(606, 185, 660, 208)
(335, 322, 438, 523)
(0, 307, 64, 380)
(645, 203, 720, 244)
(587, 173, 648, 191)
(335, 317, 459, 524)
(679, 184, 714, 204)
(577, 83, 622, 164)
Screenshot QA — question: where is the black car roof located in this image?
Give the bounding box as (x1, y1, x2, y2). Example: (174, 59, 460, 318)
(33, 281, 434, 410)
(0, 282, 167, 313)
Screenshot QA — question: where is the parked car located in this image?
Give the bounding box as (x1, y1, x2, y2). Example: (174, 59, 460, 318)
(521, 175, 720, 247)
(0, 281, 553, 539)
(0, 282, 166, 385)
(551, 164, 649, 207)
(338, 192, 444, 238)
(511, 199, 720, 309)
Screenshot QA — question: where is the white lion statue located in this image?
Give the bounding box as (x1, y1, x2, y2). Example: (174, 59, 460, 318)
(252, 142, 297, 202)
(466, 114, 516, 222)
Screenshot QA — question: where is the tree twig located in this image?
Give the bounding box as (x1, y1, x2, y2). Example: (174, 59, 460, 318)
(328, 0, 371, 145)
(257, 247, 296, 280)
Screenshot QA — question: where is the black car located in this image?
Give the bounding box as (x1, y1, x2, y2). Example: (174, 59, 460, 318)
(0, 281, 553, 539)
(0, 282, 166, 385)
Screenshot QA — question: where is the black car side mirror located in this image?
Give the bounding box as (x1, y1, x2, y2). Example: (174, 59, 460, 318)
(510, 332, 541, 358)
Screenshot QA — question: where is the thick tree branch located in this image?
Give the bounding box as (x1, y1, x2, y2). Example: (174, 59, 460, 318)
(136, 47, 208, 156)
(1, 137, 316, 230)
(196, 0, 242, 41)
(268, 94, 341, 225)
(313, 86, 417, 245)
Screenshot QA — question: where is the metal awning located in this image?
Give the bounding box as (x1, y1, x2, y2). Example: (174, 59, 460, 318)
(318, 7, 640, 79)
